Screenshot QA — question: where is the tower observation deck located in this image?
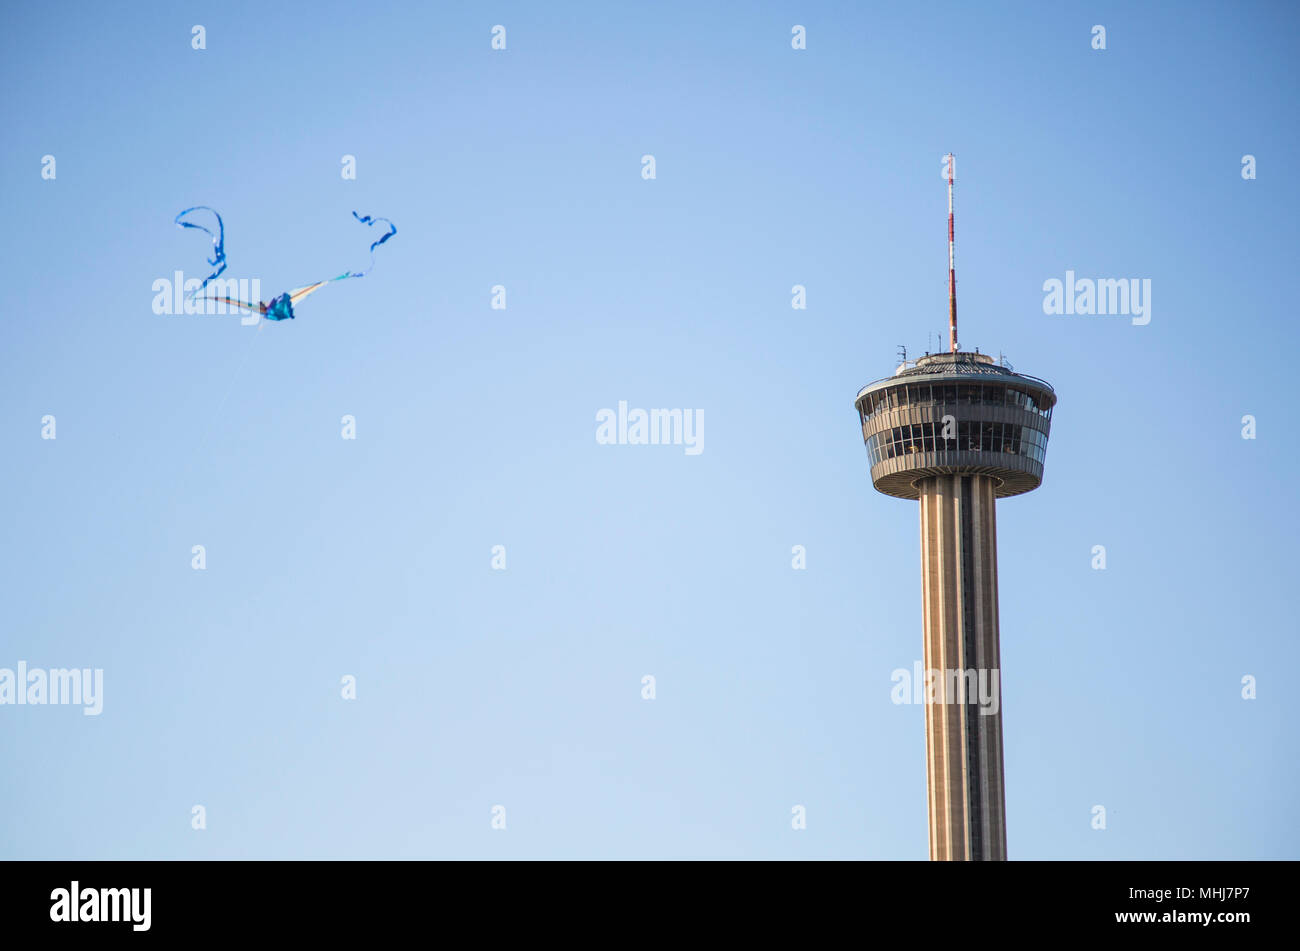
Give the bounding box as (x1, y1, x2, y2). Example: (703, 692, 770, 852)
(856, 351, 1055, 501)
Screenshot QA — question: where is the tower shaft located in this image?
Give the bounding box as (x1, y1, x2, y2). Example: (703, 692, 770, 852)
(918, 473, 1007, 860)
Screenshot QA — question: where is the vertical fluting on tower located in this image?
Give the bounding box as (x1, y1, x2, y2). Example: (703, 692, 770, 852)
(918, 473, 1007, 861)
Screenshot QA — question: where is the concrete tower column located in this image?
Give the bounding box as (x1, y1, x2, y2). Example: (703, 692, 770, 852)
(918, 473, 1007, 861)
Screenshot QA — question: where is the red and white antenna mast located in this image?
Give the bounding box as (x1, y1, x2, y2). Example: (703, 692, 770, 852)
(945, 152, 958, 352)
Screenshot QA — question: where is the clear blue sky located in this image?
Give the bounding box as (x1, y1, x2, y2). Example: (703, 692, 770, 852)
(1, 1, 1296, 859)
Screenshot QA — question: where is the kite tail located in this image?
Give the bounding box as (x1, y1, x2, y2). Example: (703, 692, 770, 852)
(332, 211, 397, 281)
(174, 206, 227, 298)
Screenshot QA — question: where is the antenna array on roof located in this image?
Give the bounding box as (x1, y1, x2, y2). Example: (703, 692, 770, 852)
(945, 153, 958, 353)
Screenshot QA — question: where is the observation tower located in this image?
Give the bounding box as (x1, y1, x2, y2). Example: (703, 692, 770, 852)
(854, 155, 1056, 860)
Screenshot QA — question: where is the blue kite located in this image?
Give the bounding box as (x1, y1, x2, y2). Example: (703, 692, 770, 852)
(173, 206, 396, 320)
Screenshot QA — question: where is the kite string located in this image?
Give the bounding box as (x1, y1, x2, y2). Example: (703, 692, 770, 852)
(188, 318, 267, 466)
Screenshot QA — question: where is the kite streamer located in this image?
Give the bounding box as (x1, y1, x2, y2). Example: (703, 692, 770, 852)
(173, 208, 397, 321)
(173, 205, 228, 293)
